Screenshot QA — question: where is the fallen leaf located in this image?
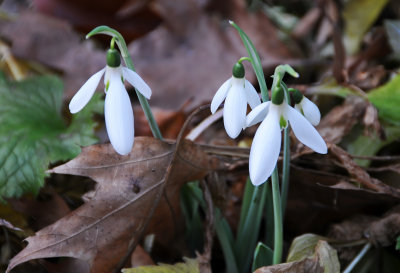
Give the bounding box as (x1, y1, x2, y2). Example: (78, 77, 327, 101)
(343, 0, 389, 54)
(129, 0, 294, 109)
(367, 205, 400, 246)
(122, 257, 198, 273)
(255, 240, 340, 273)
(6, 137, 218, 273)
(130, 245, 155, 267)
(0, 11, 105, 99)
(329, 144, 400, 198)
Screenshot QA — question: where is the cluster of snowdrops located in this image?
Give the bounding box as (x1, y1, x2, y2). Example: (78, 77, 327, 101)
(69, 41, 327, 187)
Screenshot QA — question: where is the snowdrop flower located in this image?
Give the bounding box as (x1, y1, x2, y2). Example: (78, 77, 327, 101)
(69, 48, 151, 155)
(210, 62, 261, 138)
(246, 87, 327, 186)
(291, 88, 321, 126)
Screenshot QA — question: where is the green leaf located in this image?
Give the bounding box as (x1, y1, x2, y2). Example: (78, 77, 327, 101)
(0, 73, 102, 200)
(384, 20, 400, 55)
(252, 242, 273, 271)
(396, 236, 400, 251)
(307, 77, 355, 98)
(229, 21, 268, 102)
(346, 125, 400, 167)
(122, 257, 199, 273)
(343, 0, 389, 55)
(180, 182, 204, 252)
(368, 74, 400, 124)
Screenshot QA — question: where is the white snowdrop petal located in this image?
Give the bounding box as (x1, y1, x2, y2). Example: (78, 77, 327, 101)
(302, 97, 321, 126)
(285, 105, 327, 154)
(104, 75, 134, 155)
(69, 68, 105, 113)
(223, 82, 247, 138)
(244, 79, 261, 109)
(249, 110, 281, 186)
(246, 101, 270, 127)
(122, 67, 152, 99)
(211, 78, 232, 114)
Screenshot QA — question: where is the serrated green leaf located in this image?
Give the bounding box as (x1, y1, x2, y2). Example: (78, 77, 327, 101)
(0, 73, 102, 200)
(343, 0, 389, 55)
(384, 20, 400, 54)
(368, 74, 400, 124)
(122, 257, 199, 273)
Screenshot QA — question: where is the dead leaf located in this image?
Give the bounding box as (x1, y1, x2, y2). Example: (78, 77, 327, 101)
(129, 0, 294, 109)
(255, 240, 339, 273)
(317, 96, 367, 145)
(130, 245, 155, 267)
(0, 11, 105, 99)
(329, 144, 400, 198)
(367, 205, 400, 247)
(6, 137, 218, 273)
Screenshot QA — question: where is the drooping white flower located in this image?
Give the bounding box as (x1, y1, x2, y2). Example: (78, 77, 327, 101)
(69, 48, 151, 155)
(211, 62, 260, 138)
(291, 88, 321, 126)
(246, 87, 327, 186)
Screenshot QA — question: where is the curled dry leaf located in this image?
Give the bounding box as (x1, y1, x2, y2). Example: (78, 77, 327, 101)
(7, 137, 219, 273)
(255, 240, 340, 273)
(329, 144, 400, 198)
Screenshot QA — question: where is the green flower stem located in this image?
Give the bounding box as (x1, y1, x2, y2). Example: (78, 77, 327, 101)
(238, 57, 252, 64)
(271, 167, 283, 264)
(264, 182, 274, 248)
(281, 82, 291, 217)
(87, 26, 163, 140)
(271, 65, 299, 93)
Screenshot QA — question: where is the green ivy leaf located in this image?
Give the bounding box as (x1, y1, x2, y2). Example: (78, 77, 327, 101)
(0, 73, 102, 200)
(368, 74, 400, 124)
(122, 257, 199, 273)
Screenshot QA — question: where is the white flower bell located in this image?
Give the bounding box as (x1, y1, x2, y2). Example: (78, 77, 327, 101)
(246, 87, 327, 186)
(69, 48, 151, 155)
(210, 62, 261, 138)
(291, 88, 321, 126)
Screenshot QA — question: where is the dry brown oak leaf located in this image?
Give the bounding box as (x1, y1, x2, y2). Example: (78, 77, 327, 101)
(7, 137, 219, 273)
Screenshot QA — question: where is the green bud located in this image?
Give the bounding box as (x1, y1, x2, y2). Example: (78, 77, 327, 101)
(271, 86, 284, 105)
(106, 48, 121, 68)
(232, 62, 245, 78)
(290, 88, 303, 104)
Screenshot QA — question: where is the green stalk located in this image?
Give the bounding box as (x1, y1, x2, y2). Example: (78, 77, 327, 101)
(86, 26, 163, 140)
(235, 183, 267, 272)
(271, 167, 283, 264)
(281, 82, 291, 217)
